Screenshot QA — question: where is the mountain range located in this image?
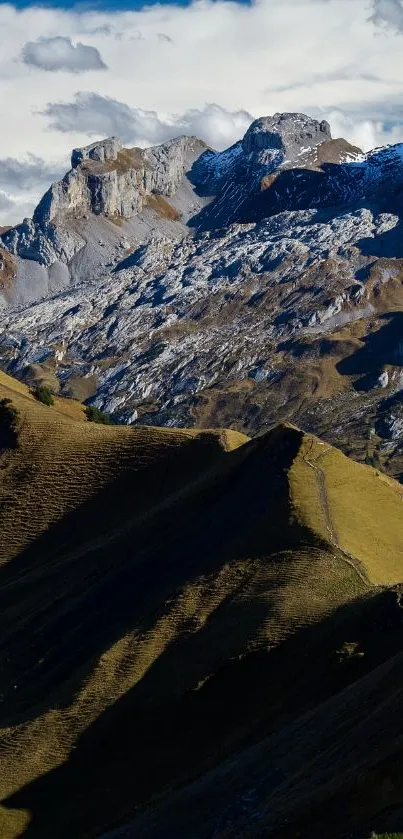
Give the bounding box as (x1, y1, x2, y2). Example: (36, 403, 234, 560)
(1, 112, 403, 480)
(1, 112, 403, 839)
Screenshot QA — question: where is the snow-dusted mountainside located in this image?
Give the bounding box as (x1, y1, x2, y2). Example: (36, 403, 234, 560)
(1, 112, 403, 475)
(1, 112, 402, 307)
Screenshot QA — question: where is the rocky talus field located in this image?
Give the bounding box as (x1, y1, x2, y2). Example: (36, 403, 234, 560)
(1, 113, 403, 838)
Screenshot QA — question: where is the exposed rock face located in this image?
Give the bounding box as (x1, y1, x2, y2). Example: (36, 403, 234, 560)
(1, 111, 403, 310)
(71, 137, 122, 168)
(188, 114, 364, 229)
(33, 135, 203, 226)
(1, 206, 402, 439)
(0, 135, 206, 272)
(242, 112, 331, 158)
(3, 112, 403, 477)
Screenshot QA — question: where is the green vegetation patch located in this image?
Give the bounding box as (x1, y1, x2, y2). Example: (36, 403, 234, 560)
(371, 833, 403, 838)
(33, 385, 55, 406)
(85, 405, 112, 425)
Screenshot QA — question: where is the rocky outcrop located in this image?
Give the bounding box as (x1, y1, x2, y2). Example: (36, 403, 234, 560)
(71, 137, 122, 168)
(1, 135, 205, 267)
(242, 112, 331, 157)
(190, 118, 403, 228)
(1, 111, 403, 288)
(188, 114, 363, 228)
(33, 135, 204, 226)
(190, 113, 333, 197)
(0, 204, 398, 423)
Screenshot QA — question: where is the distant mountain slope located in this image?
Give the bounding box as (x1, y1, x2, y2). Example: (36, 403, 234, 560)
(0, 372, 403, 838)
(1, 112, 402, 308)
(0, 135, 208, 305)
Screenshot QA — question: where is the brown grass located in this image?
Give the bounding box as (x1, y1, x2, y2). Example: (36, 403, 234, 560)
(290, 430, 403, 584)
(144, 194, 181, 220)
(0, 382, 402, 839)
(81, 148, 152, 177)
(61, 374, 98, 402)
(0, 246, 16, 289)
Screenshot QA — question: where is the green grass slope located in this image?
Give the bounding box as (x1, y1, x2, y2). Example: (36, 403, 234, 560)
(0, 373, 403, 839)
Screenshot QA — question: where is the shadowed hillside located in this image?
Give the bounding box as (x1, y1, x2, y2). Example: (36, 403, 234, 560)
(0, 372, 403, 838)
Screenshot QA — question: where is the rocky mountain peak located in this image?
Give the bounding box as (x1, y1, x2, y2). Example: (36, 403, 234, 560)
(32, 134, 202, 227)
(71, 137, 123, 169)
(241, 112, 332, 159)
(2, 112, 403, 309)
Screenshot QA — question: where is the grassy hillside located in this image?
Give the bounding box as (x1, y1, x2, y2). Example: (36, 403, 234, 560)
(0, 372, 403, 839)
(289, 430, 403, 585)
(110, 638, 403, 839)
(0, 369, 246, 564)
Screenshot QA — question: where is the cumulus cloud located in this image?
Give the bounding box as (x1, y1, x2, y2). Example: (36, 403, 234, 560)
(21, 36, 107, 73)
(324, 104, 403, 150)
(0, 192, 14, 214)
(0, 154, 66, 225)
(0, 154, 65, 192)
(42, 93, 252, 150)
(370, 0, 403, 31)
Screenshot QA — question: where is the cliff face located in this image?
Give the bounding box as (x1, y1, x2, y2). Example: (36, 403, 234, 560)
(0, 135, 206, 277)
(2, 113, 403, 484)
(1, 112, 403, 308)
(241, 112, 331, 156)
(33, 135, 205, 225)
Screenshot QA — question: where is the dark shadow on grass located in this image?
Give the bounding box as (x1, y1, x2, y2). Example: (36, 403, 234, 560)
(0, 427, 306, 730)
(4, 582, 403, 839)
(4, 423, 402, 838)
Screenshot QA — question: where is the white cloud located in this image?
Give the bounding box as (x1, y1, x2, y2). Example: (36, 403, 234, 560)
(0, 191, 14, 215)
(324, 107, 403, 150)
(0, 154, 66, 225)
(369, 0, 403, 31)
(21, 36, 107, 73)
(0, 0, 403, 224)
(41, 93, 252, 149)
(0, 153, 65, 192)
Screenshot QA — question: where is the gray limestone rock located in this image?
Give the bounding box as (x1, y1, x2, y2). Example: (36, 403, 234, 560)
(71, 137, 122, 168)
(38, 135, 203, 226)
(1, 136, 204, 271)
(242, 113, 332, 159)
(1, 113, 403, 311)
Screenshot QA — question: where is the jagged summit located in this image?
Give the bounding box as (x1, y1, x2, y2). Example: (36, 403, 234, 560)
(33, 134, 204, 225)
(1, 113, 337, 243)
(242, 112, 331, 157)
(1, 111, 403, 309)
(71, 136, 122, 168)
